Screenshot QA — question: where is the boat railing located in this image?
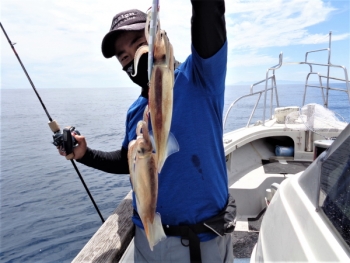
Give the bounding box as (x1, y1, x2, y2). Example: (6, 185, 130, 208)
(224, 31, 350, 130)
(223, 53, 283, 129)
(72, 191, 134, 263)
(285, 32, 350, 108)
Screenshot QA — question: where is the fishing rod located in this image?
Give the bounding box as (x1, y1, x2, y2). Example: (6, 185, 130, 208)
(0, 22, 105, 224)
(147, 0, 159, 81)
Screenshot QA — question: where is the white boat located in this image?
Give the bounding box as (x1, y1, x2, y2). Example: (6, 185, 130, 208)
(72, 32, 350, 263)
(224, 32, 350, 262)
(250, 120, 350, 262)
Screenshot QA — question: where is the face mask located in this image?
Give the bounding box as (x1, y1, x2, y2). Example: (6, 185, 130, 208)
(123, 52, 149, 92)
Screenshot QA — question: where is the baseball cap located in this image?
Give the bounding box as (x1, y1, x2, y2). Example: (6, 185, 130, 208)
(101, 9, 147, 58)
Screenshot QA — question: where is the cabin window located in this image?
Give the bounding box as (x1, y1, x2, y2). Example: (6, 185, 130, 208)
(319, 137, 350, 247)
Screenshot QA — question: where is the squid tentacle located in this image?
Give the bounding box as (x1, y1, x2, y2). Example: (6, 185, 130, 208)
(131, 45, 149, 77)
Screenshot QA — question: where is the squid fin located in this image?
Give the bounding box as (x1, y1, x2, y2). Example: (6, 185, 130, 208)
(157, 132, 179, 173)
(146, 213, 166, 251)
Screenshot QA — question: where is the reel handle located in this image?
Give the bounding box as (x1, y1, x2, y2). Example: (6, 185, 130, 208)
(63, 127, 76, 160)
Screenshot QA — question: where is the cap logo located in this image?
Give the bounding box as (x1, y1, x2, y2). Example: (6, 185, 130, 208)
(111, 12, 137, 30)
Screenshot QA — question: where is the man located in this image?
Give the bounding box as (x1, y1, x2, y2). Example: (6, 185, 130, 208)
(61, 1, 235, 262)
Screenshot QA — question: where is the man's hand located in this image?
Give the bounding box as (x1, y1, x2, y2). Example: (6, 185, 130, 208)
(57, 133, 87, 160)
(71, 134, 87, 159)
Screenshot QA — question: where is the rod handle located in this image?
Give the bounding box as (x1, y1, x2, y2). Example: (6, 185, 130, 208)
(48, 120, 60, 133)
(66, 153, 75, 160)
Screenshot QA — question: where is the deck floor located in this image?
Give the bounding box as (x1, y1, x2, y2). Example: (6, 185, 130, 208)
(232, 231, 258, 258)
(263, 160, 311, 174)
(119, 231, 258, 262)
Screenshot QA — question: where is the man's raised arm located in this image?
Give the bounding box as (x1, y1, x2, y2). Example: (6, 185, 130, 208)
(191, 0, 226, 59)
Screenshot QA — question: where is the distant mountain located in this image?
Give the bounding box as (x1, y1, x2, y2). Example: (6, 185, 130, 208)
(275, 80, 306, 84)
(229, 80, 337, 85)
(230, 80, 303, 85)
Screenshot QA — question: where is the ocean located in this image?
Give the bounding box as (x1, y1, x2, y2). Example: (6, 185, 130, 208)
(1, 84, 349, 262)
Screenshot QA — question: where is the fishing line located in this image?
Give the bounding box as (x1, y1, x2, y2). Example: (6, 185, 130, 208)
(1, 22, 105, 224)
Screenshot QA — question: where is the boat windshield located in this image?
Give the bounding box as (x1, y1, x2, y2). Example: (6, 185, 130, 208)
(320, 136, 350, 248)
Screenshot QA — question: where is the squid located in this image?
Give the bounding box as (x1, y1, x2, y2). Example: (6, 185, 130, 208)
(128, 106, 166, 250)
(132, 6, 179, 174)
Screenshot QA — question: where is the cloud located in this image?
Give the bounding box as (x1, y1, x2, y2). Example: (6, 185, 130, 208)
(1, 0, 348, 88)
(228, 52, 279, 68)
(1, 0, 193, 89)
(299, 33, 350, 44)
(226, 0, 340, 50)
(224, 0, 349, 71)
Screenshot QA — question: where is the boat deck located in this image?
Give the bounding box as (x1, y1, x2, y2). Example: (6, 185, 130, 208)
(118, 234, 255, 262)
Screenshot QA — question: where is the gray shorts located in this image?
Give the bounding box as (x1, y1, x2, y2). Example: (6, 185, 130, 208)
(134, 226, 233, 263)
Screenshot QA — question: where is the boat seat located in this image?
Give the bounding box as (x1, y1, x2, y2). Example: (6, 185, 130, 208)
(229, 166, 286, 218)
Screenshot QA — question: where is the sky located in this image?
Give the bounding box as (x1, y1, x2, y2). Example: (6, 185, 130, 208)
(1, 0, 349, 89)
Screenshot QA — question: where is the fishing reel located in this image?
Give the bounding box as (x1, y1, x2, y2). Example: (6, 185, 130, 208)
(50, 122, 80, 160)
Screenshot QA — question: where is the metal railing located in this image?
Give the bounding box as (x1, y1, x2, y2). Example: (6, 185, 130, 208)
(223, 32, 350, 130)
(285, 32, 350, 108)
(223, 53, 282, 128)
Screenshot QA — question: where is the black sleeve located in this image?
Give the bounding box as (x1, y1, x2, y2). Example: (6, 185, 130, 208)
(76, 146, 130, 174)
(191, 0, 226, 59)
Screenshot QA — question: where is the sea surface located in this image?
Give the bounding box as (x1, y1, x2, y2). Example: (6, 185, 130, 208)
(1, 84, 349, 263)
